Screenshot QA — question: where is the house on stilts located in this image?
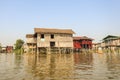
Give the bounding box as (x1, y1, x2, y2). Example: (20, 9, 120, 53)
(73, 36, 93, 52)
(26, 28, 75, 54)
(101, 35, 120, 51)
(92, 35, 120, 53)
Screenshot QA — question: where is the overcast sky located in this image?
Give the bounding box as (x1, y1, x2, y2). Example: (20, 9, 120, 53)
(0, 0, 120, 46)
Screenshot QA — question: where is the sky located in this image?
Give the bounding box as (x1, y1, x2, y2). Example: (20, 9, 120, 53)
(0, 0, 120, 46)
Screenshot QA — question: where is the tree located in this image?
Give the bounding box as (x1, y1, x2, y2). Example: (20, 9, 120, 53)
(0, 43, 2, 52)
(0, 43, 1, 48)
(14, 39, 24, 54)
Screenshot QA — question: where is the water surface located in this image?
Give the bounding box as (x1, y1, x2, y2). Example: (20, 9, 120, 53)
(0, 52, 120, 80)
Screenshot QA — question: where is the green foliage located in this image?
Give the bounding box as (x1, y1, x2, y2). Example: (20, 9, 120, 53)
(0, 46, 1, 49)
(14, 39, 24, 54)
(14, 48, 24, 54)
(0, 43, 2, 52)
(15, 39, 24, 50)
(0, 43, 1, 48)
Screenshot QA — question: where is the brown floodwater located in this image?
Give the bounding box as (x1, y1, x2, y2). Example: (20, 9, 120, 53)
(0, 52, 120, 80)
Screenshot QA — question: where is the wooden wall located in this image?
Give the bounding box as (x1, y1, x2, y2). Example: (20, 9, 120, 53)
(37, 33, 73, 48)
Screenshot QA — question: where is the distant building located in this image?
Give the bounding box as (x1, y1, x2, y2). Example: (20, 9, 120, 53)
(92, 43, 103, 53)
(6, 46, 13, 53)
(0, 46, 13, 53)
(73, 36, 93, 51)
(1, 47, 6, 53)
(92, 43, 102, 49)
(102, 35, 120, 50)
(26, 28, 75, 53)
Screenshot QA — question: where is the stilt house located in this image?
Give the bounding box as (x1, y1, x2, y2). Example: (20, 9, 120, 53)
(26, 28, 75, 53)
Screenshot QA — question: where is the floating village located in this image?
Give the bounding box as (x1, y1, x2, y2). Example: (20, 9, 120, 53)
(0, 28, 120, 54)
(1, 28, 120, 80)
(1, 0, 120, 79)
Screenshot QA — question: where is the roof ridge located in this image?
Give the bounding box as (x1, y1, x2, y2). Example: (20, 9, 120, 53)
(34, 28, 75, 34)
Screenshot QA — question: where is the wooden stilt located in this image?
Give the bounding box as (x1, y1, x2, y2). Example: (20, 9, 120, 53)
(32, 43, 33, 54)
(59, 47, 60, 53)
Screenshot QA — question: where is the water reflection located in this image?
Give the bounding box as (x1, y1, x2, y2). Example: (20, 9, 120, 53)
(25, 54, 74, 80)
(106, 53, 120, 80)
(74, 53, 93, 80)
(0, 53, 25, 80)
(74, 52, 93, 65)
(0, 52, 120, 80)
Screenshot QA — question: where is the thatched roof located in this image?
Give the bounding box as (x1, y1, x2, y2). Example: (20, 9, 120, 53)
(26, 34, 34, 38)
(73, 36, 93, 40)
(34, 28, 75, 34)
